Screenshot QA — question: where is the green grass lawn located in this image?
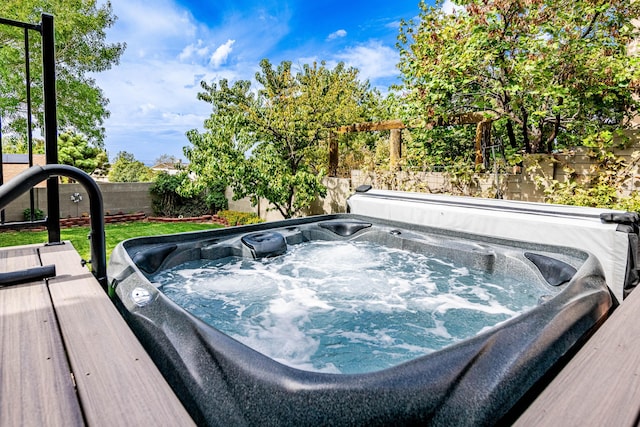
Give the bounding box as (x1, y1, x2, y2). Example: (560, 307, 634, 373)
(1, 221, 224, 262)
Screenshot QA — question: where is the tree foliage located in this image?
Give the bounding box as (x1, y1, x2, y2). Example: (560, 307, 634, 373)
(185, 59, 379, 218)
(0, 0, 125, 145)
(2, 130, 109, 175)
(1, 137, 44, 154)
(397, 0, 640, 156)
(57, 130, 108, 174)
(153, 154, 181, 167)
(107, 151, 154, 182)
(150, 171, 227, 217)
(529, 131, 640, 212)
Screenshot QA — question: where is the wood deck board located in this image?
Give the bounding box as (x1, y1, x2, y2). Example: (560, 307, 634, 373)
(0, 246, 83, 426)
(515, 285, 640, 426)
(9, 239, 640, 426)
(39, 243, 194, 426)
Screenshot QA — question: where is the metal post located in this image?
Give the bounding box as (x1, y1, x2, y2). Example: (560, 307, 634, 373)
(41, 13, 60, 243)
(0, 115, 4, 224)
(25, 28, 36, 221)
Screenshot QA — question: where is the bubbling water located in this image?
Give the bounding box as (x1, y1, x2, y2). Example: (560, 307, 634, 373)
(153, 240, 548, 374)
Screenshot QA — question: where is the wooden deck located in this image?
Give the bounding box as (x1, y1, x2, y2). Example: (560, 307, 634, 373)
(3, 242, 640, 425)
(514, 283, 640, 426)
(0, 242, 194, 426)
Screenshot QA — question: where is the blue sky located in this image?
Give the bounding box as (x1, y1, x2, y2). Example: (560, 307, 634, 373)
(93, 0, 444, 165)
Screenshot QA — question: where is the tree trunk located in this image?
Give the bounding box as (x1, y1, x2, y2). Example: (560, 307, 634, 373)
(506, 119, 517, 149)
(521, 108, 531, 153)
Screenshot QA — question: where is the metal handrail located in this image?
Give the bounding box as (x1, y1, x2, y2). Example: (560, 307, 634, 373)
(0, 165, 107, 290)
(0, 13, 60, 242)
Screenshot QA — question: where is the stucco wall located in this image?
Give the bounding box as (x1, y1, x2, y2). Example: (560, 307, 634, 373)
(1, 182, 153, 223)
(1, 154, 47, 187)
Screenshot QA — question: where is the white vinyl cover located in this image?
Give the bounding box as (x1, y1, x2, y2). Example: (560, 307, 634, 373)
(348, 189, 632, 302)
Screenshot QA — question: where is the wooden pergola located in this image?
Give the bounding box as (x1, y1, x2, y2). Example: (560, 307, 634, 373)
(328, 112, 496, 176)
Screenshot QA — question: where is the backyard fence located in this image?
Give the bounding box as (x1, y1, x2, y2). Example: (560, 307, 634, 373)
(3, 136, 640, 224)
(1, 182, 153, 223)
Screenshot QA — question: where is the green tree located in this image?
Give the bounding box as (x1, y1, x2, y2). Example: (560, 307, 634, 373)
(0, 0, 125, 145)
(185, 59, 379, 218)
(153, 154, 181, 166)
(397, 0, 640, 155)
(2, 131, 109, 175)
(0, 137, 45, 154)
(57, 131, 108, 174)
(150, 171, 227, 217)
(108, 151, 154, 182)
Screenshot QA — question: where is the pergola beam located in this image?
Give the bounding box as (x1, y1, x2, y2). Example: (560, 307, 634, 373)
(329, 112, 498, 176)
(336, 112, 497, 134)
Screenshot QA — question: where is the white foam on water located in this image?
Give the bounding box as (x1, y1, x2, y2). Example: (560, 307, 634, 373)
(153, 239, 550, 374)
(236, 314, 323, 370)
(425, 319, 454, 340)
(413, 293, 518, 316)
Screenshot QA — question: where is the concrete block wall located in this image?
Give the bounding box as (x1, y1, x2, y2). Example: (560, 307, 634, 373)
(1, 182, 153, 223)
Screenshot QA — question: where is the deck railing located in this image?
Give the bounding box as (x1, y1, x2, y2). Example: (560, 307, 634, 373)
(0, 165, 107, 288)
(0, 14, 107, 290)
(0, 13, 60, 241)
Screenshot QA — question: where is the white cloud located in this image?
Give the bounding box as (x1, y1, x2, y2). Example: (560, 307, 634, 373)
(210, 39, 236, 68)
(335, 41, 399, 82)
(92, 0, 403, 162)
(93, 58, 216, 162)
(107, 0, 198, 56)
(91, 0, 257, 162)
(441, 0, 465, 15)
(327, 29, 347, 40)
(179, 39, 210, 62)
(138, 103, 157, 115)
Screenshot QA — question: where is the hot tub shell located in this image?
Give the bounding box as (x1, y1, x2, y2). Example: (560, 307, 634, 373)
(108, 212, 613, 426)
(348, 189, 640, 301)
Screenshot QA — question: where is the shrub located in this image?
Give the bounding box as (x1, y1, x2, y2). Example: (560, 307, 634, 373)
(529, 132, 640, 213)
(217, 210, 264, 226)
(204, 186, 228, 214)
(150, 172, 228, 217)
(23, 208, 45, 221)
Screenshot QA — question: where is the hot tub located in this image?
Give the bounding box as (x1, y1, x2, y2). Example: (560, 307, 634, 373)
(108, 211, 614, 426)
